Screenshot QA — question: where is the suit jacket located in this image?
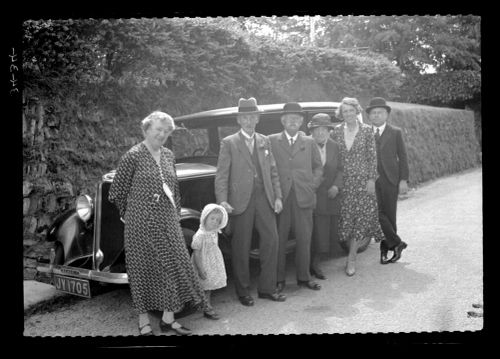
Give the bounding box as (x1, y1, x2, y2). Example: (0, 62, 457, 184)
(269, 131, 323, 209)
(314, 138, 343, 215)
(376, 124, 409, 186)
(215, 131, 282, 215)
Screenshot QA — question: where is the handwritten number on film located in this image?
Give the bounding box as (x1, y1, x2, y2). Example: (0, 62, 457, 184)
(9, 48, 19, 94)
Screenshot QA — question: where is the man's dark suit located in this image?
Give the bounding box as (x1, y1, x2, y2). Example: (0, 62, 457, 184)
(269, 131, 323, 283)
(215, 131, 282, 297)
(374, 123, 409, 250)
(312, 138, 343, 256)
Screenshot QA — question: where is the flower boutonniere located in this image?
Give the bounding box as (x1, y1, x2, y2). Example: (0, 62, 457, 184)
(300, 145, 306, 151)
(258, 142, 270, 157)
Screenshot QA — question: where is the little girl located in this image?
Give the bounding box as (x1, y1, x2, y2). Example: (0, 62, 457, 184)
(191, 203, 228, 320)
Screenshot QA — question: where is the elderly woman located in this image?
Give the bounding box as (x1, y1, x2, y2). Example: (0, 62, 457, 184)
(109, 111, 208, 336)
(331, 98, 385, 276)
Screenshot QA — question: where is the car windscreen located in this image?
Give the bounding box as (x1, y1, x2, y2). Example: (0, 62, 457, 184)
(171, 127, 210, 158)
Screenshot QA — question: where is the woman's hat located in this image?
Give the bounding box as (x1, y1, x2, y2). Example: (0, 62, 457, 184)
(307, 113, 335, 129)
(366, 97, 391, 114)
(238, 97, 261, 114)
(282, 102, 304, 116)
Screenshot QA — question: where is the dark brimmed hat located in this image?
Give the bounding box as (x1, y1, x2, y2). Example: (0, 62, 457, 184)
(282, 102, 304, 116)
(237, 97, 261, 114)
(307, 113, 335, 129)
(366, 97, 391, 114)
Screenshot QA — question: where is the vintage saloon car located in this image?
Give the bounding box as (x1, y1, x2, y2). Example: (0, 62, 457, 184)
(36, 102, 369, 298)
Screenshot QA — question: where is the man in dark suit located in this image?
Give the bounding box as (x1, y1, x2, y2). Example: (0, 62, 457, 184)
(366, 97, 410, 264)
(269, 102, 324, 292)
(307, 113, 343, 280)
(215, 97, 286, 306)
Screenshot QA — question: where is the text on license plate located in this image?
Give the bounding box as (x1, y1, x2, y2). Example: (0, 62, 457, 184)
(53, 274, 91, 298)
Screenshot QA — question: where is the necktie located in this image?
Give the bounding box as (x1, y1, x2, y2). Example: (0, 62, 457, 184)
(246, 137, 254, 154)
(375, 128, 380, 143)
(289, 138, 294, 147)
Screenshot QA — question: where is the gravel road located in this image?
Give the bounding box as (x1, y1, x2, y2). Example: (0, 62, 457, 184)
(24, 167, 483, 336)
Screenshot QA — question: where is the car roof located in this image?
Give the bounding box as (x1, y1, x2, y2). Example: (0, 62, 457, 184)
(174, 101, 342, 123)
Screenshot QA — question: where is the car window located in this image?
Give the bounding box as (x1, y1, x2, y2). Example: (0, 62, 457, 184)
(171, 128, 210, 158)
(219, 125, 240, 139)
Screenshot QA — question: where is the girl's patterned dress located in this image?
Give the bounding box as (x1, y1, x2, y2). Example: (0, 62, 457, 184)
(331, 122, 385, 243)
(191, 203, 228, 291)
(109, 142, 208, 313)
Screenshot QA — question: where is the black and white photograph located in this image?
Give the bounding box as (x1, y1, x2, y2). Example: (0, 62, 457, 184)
(19, 14, 483, 342)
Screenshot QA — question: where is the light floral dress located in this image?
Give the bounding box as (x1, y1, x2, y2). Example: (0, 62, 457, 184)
(191, 204, 228, 291)
(331, 122, 385, 243)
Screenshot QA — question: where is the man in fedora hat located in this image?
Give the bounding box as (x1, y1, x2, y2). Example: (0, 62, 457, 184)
(269, 102, 324, 292)
(215, 97, 286, 306)
(307, 113, 343, 280)
(366, 97, 409, 264)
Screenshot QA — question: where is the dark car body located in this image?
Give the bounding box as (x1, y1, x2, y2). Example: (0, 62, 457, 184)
(36, 102, 364, 297)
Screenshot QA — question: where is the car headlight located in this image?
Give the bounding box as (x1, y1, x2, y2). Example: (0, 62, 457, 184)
(76, 194, 93, 222)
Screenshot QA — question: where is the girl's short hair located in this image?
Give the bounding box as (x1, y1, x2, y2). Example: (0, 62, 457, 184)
(141, 111, 175, 132)
(335, 97, 363, 121)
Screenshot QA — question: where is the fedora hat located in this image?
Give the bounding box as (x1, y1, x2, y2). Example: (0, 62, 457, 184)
(366, 97, 391, 114)
(307, 113, 335, 129)
(237, 97, 261, 114)
(282, 102, 304, 116)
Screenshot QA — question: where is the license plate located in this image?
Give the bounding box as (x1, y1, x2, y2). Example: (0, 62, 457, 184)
(53, 274, 91, 298)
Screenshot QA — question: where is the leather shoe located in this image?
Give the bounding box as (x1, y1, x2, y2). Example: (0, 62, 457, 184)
(297, 280, 321, 290)
(310, 267, 326, 280)
(276, 281, 286, 293)
(258, 291, 286, 302)
(138, 323, 153, 336)
(159, 320, 192, 335)
(380, 249, 390, 264)
(238, 295, 254, 306)
(203, 309, 220, 320)
(389, 241, 407, 263)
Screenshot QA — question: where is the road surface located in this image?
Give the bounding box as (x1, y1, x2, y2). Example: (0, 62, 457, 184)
(24, 168, 483, 336)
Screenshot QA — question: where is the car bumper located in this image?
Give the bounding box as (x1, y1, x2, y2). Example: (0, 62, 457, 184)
(36, 263, 129, 284)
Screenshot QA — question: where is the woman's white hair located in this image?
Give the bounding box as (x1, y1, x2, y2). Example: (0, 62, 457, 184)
(141, 111, 175, 132)
(335, 97, 363, 121)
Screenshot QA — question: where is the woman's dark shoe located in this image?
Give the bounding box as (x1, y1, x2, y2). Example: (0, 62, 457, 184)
(258, 291, 287, 302)
(203, 309, 220, 320)
(138, 323, 153, 336)
(297, 280, 321, 290)
(159, 320, 192, 335)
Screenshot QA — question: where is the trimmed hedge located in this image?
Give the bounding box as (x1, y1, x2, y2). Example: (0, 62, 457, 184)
(379, 102, 480, 186)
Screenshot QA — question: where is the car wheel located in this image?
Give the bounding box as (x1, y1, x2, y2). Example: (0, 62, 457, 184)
(340, 237, 371, 254)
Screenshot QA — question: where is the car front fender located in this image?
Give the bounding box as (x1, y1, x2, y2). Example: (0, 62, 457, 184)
(47, 209, 93, 265)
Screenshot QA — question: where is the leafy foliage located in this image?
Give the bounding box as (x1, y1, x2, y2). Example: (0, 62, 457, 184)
(399, 70, 481, 106)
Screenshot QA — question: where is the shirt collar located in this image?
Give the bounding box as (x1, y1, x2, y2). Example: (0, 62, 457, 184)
(285, 131, 298, 142)
(240, 129, 255, 140)
(373, 122, 387, 135)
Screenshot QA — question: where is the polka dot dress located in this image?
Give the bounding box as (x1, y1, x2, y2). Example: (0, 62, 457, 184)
(332, 123, 385, 243)
(109, 142, 208, 313)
